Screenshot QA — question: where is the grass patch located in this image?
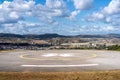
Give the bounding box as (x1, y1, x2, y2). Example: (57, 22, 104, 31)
(0, 70, 120, 80)
(107, 45, 120, 51)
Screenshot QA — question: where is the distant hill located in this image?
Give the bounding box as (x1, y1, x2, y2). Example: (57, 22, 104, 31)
(24, 34, 67, 39)
(75, 35, 105, 38)
(0, 33, 120, 39)
(0, 33, 24, 38)
(0, 33, 67, 39)
(107, 34, 120, 38)
(75, 34, 120, 38)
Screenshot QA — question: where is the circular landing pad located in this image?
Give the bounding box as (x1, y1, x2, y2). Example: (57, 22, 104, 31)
(20, 53, 97, 60)
(1, 50, 120, 71)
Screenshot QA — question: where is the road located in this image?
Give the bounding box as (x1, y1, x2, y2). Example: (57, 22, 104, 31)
(0, 50, 120, 72)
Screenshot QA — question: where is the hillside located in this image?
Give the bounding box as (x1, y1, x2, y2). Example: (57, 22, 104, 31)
(0, 33, 67, 39)
(0, 33, 120, 39)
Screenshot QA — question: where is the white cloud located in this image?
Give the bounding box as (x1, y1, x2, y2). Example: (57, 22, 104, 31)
(92, 12, 104, 20)
(0, 0, 119, 35)
(81, 25, 119, 34)
(102, 26, 118, 32)
(103, 0, 120, 15)
(11, 0, 35, 12)
(45, 0, 68, 17)
(46, 0, 66, 9)
(9, 11, 19, 19)
(31, 0, 69, 23)
(85, 0, 120, 26)
(0, 0, 69, 24)
(73, 0, 93, 10)
(106, 17, 111, 23)
(69, 10, 80, 19)
(103, 26, 117, 31)
(0, 0, 35, 24)
(69, 0, 93, 19)
(0, 23, 26, 34)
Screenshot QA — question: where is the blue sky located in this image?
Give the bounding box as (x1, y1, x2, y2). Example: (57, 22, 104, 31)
(0, 0, 120, 35)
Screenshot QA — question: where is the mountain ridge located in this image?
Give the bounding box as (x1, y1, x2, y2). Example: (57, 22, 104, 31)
(0, 33, 120, 39)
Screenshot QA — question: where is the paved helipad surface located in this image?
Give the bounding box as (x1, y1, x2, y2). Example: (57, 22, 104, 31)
(0, 50, 120, 72)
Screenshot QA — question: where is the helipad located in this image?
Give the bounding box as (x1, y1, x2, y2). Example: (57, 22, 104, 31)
(42, 53, 74, 57)
(0, 50, 120, 72)
(19, 52, 97, 60)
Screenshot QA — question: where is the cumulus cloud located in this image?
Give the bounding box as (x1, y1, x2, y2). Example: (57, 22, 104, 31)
(0, 23, 26, 34)
(83, 25, 118, 34)
(69, 0, 93, 19)
(0, 21, 53, 34)
(0, 0, 34, 24)
(73, 0, 93, 10)
(0, 0, 70, 34)
(85, 0, 120, 26)
(65, 24, 120, 35)
(69, 10, 80, 20)
(46, 0, 65, 9)
(103, 0, 120, 15)
(0, 0, 119, 35)
(32, 0, 69, 23)
(0, 0, 69, 24)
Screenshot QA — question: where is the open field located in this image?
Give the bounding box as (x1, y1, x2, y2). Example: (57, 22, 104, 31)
(0, 70, 120, 80)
